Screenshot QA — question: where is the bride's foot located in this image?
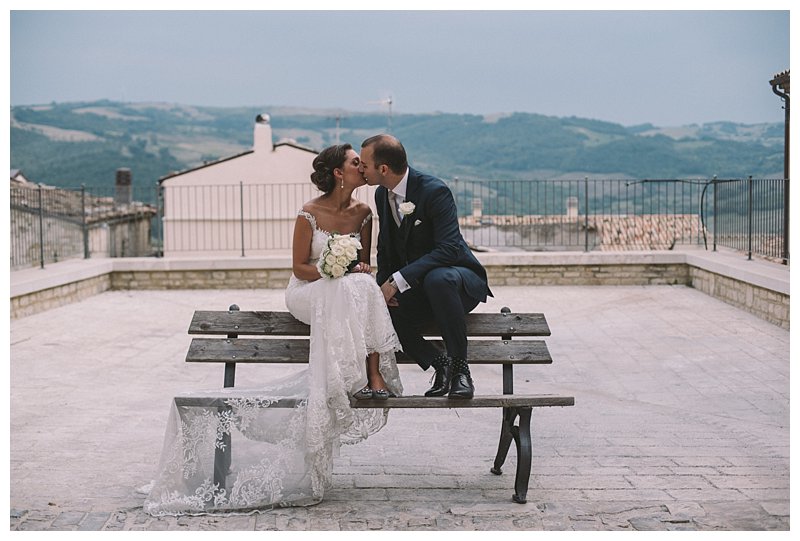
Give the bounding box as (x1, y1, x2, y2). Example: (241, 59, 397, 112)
(372, 388, 396, 400)
(364, 352, 394, 400)
(353, 386, 374, 400)
(368, 373, 393, 399)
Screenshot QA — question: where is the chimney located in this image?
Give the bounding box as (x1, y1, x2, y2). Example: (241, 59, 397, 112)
(254, 113, 273, 153)
(115, 168, 132, 206)
(471, 197, 483, 218)
(566, 196, 578, 220)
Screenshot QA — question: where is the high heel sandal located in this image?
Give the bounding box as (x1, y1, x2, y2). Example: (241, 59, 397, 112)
(373, 389, 396, 400)
(353, 386, 374, 400)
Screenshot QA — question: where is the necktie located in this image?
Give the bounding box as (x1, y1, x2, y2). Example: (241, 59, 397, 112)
(388, 190, 401, 227)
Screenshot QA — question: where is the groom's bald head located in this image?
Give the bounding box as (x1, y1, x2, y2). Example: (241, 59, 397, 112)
(361, 134, 408, 175)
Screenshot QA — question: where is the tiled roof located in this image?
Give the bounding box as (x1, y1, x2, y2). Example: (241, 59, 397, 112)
(460, 213, 704, 250)
(10, 183, 156, 222)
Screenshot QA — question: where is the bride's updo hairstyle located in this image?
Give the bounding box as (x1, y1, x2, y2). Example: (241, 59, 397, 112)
(311, 143, 353, 194)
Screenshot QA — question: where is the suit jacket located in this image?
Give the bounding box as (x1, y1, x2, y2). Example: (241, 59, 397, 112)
(375, 168, 492, 303)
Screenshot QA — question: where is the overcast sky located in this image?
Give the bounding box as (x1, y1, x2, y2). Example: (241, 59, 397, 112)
(8, 7, 791, 127)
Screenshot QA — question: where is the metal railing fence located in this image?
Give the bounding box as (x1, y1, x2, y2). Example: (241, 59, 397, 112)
(9, 177, 788, 270)
(10, 183, 160, 271)
(448, 177, 787, 262)
(707, 177, 788, 261)
(160, 181, 325, 256)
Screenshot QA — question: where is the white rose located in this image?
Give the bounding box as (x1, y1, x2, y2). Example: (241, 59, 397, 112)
(336, 255, 349, 266)
(325, 254, 337, 265)
(345, 246, 357, 260)
(331, 244, 345, 257)
(330, 264, 345, 278)
(398, 201, 415, 216)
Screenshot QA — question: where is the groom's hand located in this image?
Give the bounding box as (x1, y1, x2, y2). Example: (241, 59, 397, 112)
(381, 280, 399, 306)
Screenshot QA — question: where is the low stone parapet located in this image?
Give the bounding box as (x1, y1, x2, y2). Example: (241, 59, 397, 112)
(10, 249, 789, 330)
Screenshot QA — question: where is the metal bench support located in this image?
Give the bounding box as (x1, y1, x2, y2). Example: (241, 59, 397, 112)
(491, 405, 533, 504)
(212, 304, 239, 489)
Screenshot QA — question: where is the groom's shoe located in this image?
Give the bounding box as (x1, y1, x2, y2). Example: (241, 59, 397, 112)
(424, 354, 453, 397)
(448, 358, 474, 399)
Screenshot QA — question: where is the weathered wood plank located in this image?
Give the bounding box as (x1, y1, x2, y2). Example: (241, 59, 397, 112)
(174, 396, 304, 408)
(186, 338, 552, 365)
(173, 394, 574, 409)
(189, 310, 550, 337)
(351, 394, 575, 408)
(189, 310, 311, 336)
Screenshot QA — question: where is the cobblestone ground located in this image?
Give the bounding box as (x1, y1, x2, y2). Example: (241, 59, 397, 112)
(9, 499, 790, 531)
(10, 286, 789, 531)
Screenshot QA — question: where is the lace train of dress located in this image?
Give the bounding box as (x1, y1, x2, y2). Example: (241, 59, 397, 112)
(143, 211, 402, 516)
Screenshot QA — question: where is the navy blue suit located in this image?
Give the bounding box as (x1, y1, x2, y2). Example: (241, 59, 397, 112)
(375, 168, 492, 370)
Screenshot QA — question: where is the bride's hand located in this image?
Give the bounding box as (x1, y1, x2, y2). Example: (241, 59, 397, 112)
(352, 262, 372, 273)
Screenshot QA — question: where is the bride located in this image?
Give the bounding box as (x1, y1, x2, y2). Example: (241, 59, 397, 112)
(143, 143, 402, 516)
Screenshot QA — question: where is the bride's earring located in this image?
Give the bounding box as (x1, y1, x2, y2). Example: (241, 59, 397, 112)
(340, 178, 344, 189)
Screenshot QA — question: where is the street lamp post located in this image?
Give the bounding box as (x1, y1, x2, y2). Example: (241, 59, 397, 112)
(770, 70, 789, 263)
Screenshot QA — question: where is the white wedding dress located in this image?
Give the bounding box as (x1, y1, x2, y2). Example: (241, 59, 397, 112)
(143, 210, 402, 516)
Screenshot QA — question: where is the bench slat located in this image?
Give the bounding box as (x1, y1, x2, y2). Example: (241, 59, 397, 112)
(351, 395, 575, 408)
(189, 310, 550, 337)
(174, 394, 574, 409)
(186, 338, 552, 365)
(174, 396, 303, 408)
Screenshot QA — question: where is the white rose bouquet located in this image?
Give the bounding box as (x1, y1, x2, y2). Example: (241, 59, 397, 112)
(317, 233, 363, 279)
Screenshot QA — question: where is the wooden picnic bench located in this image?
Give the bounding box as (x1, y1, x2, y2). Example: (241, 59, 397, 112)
(180, 305, 574, 504)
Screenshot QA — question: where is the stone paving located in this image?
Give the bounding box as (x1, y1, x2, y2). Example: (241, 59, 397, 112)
(9, 283, 790, 531)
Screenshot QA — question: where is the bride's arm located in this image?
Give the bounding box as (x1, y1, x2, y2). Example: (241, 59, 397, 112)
(349, 213, 374, 274)
(359, 215, 373, 266)
(291, 216, 322, 281)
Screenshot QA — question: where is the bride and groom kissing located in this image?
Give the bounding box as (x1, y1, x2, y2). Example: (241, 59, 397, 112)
(143, 133, 492, 516)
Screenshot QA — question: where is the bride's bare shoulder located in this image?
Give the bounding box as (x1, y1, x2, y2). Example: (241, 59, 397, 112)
(353, 200, 372, 218)
(301, 197, 327, 214)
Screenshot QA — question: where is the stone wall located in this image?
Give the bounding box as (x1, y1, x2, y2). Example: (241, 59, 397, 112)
(109, 269, 293, 290)
(690, 266, 790, 330)
(10, 274, 111, 319)
(10, 253, 789, 330)
(108, 263, 690, 290)
(485, 263, 690, 286)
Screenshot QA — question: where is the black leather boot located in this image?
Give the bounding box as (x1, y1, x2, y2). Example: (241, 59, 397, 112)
(424, 354, 453, 397)
(448, 358, 474, 399)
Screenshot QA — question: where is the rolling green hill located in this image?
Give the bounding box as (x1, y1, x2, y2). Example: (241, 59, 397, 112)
(10, 100, 785, 201)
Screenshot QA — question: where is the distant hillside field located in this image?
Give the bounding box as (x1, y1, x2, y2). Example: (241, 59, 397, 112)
(10, 100, 785, 199)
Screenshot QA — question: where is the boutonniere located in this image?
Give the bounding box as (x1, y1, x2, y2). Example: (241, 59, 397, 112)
(414, 219, 422, 226)
(398, 201, 415, 216)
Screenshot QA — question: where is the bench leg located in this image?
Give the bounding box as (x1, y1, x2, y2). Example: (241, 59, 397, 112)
(491, 407, 517, 475)
(213, 406, 232, 489)
(512, 407, 532, 504)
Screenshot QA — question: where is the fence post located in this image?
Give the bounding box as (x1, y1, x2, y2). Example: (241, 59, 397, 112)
(747, 175, 753, 261)
(157, 184, 164, 258)
(81, 185, 89, 259)
(584, 177, 589, 252)
(37, 184, 45, 269)
(712, 176, 718, 252)
(240, 181, 246, 257)
(783, 175, 789, 264)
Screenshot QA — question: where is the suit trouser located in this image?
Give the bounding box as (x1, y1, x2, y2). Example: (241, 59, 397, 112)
(389, 266, 481, 370)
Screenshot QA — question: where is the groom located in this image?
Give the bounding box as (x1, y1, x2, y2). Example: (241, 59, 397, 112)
(359, 134, 492, 398)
